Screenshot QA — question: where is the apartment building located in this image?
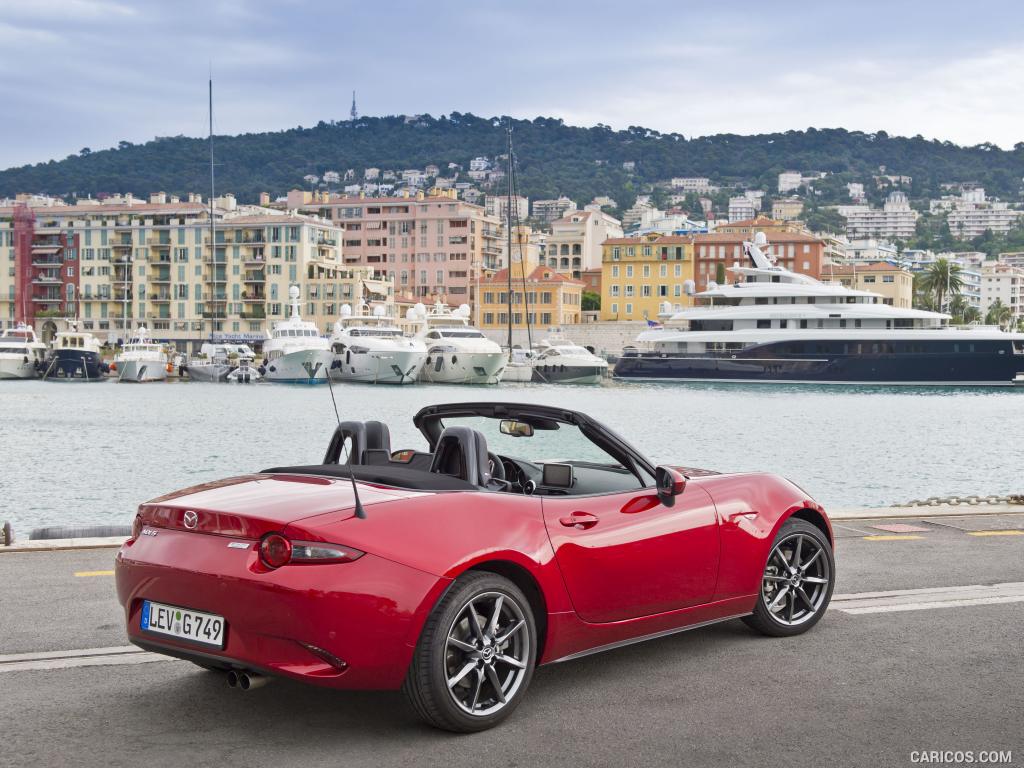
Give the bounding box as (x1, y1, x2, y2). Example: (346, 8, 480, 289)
(947, 200, 1022, 239)
(981, 262, 1024, 323)
(484, 195, 529, 223)
(600, 234, 695, 321)
(692, 230, 826, 291)
(542, 209, 623, 277)
(531, 197, 577, 223)
(670, 177, 713, 193)
(0, 194, 389, 351)
(290, 189, 500, 306)
(778, 171, 803, 193)
(728, 196, 757, 222)
(478, 264, 583, 330)
(772, 198, 805, 221)
(825, 262, 914, 308)
(843, 191, 919, 239)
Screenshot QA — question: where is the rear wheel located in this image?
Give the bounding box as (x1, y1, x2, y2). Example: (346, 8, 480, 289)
(402, 571, 536, 732)
(743, 519, 834, 637)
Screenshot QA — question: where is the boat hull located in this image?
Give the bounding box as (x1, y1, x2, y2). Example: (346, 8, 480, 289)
(613, 347, 1024, 386)
(419, 350, 505, 385)
(185, 363, 232, 383)
(532, 364, 606, 385)
(329, 349, 425, 385)
(500, 363, 534, 383)
(44, 350, 107, 382)
(263, 349, 332, 384)
(0, 356, 39, 380)
(116, 359, 168, 383)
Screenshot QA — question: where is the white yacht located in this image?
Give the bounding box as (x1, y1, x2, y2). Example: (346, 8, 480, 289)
(260, 286, 332, 384)
(113, 326, 169, 382)
(531, 337, 608, 384)
(409, 302, 506, 384)
(187, 342, 256, 383)
(0, 324, 47, 380)
(500, 347, 535, 383)
(43, 327, 108, 381)
(615, 231, 1024, 386)
(329, 304, 426, 384)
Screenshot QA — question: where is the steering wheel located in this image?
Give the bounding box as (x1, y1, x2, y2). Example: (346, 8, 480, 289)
(487, 452, 506, 483)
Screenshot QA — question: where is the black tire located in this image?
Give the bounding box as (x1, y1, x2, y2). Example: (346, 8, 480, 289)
(743, 519, 834, 638)
(402, 571, 537, 732)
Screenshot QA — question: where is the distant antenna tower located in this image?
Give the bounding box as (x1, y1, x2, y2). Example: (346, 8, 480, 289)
(350, 90, 358, 121)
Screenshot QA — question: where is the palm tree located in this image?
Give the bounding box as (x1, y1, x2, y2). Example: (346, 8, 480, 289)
(985, 299, 1013, 329)
(962, 305, 982, 324)
(916, 258, 964, 311)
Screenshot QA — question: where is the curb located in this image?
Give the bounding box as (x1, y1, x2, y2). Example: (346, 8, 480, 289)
(0, 536, 128, 554)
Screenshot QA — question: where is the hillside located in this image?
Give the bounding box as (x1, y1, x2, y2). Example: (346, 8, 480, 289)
(2, 113, 1023, 210)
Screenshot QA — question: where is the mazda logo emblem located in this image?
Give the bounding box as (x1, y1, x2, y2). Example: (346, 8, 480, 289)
(183, 510, 199, 529)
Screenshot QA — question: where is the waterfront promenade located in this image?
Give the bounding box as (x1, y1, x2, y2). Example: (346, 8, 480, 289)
(1, 508, 1021, 767)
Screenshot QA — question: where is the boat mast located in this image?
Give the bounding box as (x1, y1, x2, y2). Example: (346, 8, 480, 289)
(505, 124, 514, 360)
(208, 74, 216, 346)
(509, 126, 532, 352)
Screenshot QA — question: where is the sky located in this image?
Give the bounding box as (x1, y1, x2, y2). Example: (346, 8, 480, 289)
(1, 0, 1023, 169)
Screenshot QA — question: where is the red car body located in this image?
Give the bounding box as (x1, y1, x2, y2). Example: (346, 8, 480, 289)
(116, 405, 831, 691)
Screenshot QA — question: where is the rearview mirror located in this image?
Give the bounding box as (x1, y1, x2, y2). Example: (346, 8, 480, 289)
(655, 466, 686, 507)
(500, 420, 534, 438)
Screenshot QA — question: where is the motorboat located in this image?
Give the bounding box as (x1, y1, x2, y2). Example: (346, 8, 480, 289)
(500, 347, 535, 383)
(187, 342, 256, 383)
(113, 326, 169, 383)
(614, 231, 1024, 385)
(409, 302, 505, 384)
(260, 286, 332, 384)
(531, 337, 608, 384)
(329, 304, 426, 384)
(42, 325, 108, 381)
(227, 357, 261, 383)
(0, 323, 47, 380)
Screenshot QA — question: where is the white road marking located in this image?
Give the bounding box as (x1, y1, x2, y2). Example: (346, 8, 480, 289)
(0, 645, 174, 673)
(833, 582, 1024, 615)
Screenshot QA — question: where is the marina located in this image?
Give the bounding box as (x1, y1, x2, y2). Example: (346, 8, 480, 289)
(1, 378, 1020, 536)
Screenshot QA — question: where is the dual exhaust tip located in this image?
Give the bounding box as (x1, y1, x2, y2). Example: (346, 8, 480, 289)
(226, 669, 269, 691)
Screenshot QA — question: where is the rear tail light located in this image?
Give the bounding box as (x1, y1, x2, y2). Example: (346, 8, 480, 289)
(131, 514, 143, 541)
(259, 534, 363, 568)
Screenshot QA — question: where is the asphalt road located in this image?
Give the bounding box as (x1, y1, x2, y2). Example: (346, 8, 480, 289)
(1, 514, 1022, 768)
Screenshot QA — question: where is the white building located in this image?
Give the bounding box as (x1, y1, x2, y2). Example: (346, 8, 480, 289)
(484, 194, 529, 223)
(844, 238, 898, 263)
(728, 196, 757, 222)
(778, 171, 803, 193)
(980, 263, 1024, 323)
(670, 177, 713, 193)
(363, 167, 380, 180)
(543, 210, 623, 276)
(532, 196, 577, 223)
(847, 182, 866, 202)
(945, 189, 1022, 239)
(843, 191, 919, 240)
(469, 157, 490, 172)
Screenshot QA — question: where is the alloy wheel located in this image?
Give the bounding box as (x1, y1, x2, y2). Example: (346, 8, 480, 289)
(760, 532, 831, 627)
(444, 591, 530, 716)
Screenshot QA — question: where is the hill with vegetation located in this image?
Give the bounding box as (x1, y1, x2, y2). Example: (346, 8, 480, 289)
(3, 113, 1023, 221)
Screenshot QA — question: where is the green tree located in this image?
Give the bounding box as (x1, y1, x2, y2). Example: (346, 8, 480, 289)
(581, 291, 600, 312)
(916, 258, 964, 311)
(715, 262, 727, 284)
(985, 299, 1012, 329)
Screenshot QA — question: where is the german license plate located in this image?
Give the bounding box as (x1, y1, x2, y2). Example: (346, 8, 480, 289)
(141, 600, 225, 648)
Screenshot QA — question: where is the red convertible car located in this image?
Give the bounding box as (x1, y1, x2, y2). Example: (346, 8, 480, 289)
(116, 402, 835, 732)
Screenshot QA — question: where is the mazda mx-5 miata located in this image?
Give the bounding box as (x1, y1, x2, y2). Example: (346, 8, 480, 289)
(116, 402, 835, 732)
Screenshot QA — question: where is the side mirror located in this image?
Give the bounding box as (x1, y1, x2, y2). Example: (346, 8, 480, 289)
(499, 419, 534, 438)
(655, 466, 686, 507)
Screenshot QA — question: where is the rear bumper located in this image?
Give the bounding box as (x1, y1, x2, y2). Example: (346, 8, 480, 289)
(115, 529, 448, 690)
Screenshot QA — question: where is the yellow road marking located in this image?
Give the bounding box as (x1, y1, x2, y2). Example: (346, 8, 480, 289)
(862, 535, 925, 541)
(967, 530, 1024, 537)
(74, 570, 114, 577)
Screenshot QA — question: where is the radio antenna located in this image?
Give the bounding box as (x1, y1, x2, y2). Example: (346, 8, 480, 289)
(325, 363, 366, 519)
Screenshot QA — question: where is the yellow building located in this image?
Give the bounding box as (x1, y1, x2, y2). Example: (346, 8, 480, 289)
(479, 263, 583, 330)
(826, 262, 914, 308)
(600, 234, 695, 321)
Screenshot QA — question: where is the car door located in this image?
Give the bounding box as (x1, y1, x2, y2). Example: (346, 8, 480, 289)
(542, 483, 720, 623)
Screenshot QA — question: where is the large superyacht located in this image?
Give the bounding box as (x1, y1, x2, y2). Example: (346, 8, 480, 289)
(614, 232, 1024, 385)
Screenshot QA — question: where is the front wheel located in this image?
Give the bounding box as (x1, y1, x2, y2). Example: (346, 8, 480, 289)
(743, 519, 834, 637)
(402, 572, 537, 732)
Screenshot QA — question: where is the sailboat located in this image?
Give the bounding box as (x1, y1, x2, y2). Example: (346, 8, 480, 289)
(498, 124, 535, 383)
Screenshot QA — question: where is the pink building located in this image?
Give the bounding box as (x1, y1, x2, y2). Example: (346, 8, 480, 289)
(290, 190, 501, 306)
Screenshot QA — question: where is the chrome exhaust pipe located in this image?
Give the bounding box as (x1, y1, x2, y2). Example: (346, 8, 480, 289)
(237, 671, 269, 691)
(226, 670, 240, 688)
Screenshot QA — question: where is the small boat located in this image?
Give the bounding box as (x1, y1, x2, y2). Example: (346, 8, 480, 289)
(531, 337, 608, 384)
(113, 326, 169, 383)
(186, 343, 256, 383)
(227, 357, 261, 383)
(500, 348, 535, 382)
(42, 326, 108, 381)
(261, 285, 333, 384)
(411, 302, 506, 384)
(329, 304, 426, 384)
(0, 323, 47, 380)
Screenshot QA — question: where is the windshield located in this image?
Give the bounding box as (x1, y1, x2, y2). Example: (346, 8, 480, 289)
(351, 328, 403, 337)
(438, 416, 620, 467)
(439, 330, 484, 339)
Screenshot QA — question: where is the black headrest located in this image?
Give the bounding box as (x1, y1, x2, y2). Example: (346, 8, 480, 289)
(429, 426, 490, 487)
(364, 421, 391, 454)
(323, 421, 367, 464)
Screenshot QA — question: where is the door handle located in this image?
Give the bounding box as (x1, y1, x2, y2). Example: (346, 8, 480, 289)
(559, 511, 599, 529)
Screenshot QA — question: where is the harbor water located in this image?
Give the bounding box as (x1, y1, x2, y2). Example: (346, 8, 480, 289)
(1, 380, 1021, 535)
